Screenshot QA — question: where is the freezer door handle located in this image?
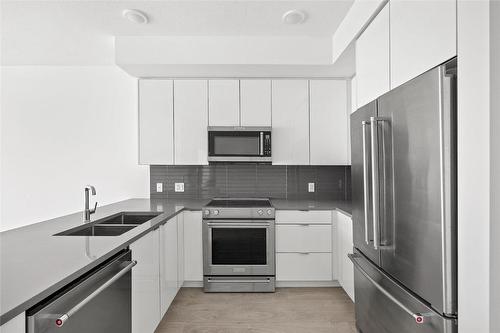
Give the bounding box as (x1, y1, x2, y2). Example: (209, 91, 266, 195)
(349, 253, 435, 324)
(362, 120, 371, 245)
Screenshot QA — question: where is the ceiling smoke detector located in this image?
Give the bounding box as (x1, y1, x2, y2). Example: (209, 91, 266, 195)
(122, 9, 149, 24)
(282, 10, 306, 25)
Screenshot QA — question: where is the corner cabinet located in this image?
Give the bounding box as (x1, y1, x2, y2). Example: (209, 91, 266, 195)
(309, 80, 349, 165)
(131, 228, 161, 333)
(138, 80, 174, 164)
(174, 80, 208, 165)
(0, 313, 25, 333)
(271, 80, 310, 165)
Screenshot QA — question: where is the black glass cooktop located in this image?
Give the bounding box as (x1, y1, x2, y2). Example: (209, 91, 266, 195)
(206, 199, 272, 208)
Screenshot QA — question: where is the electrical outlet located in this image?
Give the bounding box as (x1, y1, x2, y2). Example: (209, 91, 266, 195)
(308, 182, 315, 192)
(175, 183, 185, 192)
(156, 183, 163, 192)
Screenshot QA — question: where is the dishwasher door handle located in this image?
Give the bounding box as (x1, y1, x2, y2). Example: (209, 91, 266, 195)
(55, 260, 137, 328)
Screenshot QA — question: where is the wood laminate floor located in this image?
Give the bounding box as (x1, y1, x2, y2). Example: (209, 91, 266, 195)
(155, 287, 357, 333)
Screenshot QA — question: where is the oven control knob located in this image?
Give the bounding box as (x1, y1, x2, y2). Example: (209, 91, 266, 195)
(267, 209, 273, 215)
(213, 210, 220, 216)
(204, 209, 210, 216)
(257, 209, 264, 215)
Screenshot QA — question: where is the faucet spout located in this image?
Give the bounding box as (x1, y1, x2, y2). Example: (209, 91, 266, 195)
(84, 185, 97, 223)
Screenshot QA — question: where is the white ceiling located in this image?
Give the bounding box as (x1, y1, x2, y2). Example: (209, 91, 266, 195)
(1, 0, 354, 70)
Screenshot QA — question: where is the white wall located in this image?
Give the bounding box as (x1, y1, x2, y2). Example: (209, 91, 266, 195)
(457, 1, 491, 331)
(490, 1, 500, 331)
(0, 66, 149, 231)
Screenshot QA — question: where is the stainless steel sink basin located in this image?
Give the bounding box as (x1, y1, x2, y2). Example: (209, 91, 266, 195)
(97, 212, 161, 225)
(55, 225, 136, 236)
(54, 212, 161, 236)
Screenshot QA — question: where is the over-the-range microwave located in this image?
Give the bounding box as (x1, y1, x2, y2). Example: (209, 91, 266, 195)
(208, 126, 271, 163)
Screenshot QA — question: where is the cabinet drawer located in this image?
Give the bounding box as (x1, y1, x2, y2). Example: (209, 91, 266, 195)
(276, 225, 331, 252)
(276, 210, 332, 224)
(276, 253, 332, 281)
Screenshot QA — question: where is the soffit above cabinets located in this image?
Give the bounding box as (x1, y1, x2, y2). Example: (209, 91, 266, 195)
(2, 0, 353, 67)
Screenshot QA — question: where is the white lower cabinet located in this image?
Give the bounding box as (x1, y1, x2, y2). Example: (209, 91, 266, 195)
(160, 217, 178, 316)
(183, 211, 203, 282)
(275, 210, 335, 282)
(276, 253, 332, 281)
(336, 211, 355, 301)
(131, 228, 161, 333)
(176, 211, 185, 289)
(276, 225, 331, 253)
(0, 313, 25, 333)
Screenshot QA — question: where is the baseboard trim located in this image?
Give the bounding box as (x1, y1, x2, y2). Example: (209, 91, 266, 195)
(183, 281, 203, 287)
(182, 280, 340, 288)
(276, 280, 340, 287)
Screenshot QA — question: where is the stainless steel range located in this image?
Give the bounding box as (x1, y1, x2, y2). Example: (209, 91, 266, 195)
(202, 198, 275, 292)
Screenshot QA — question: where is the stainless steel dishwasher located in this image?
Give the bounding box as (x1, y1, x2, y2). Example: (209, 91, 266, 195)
(27, 250, 136, 333)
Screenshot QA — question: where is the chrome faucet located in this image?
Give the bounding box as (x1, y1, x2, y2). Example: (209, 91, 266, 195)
(84, 185, 97, 223)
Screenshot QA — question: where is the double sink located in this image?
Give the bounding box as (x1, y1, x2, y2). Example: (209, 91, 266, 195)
(54, 212, 161, 237)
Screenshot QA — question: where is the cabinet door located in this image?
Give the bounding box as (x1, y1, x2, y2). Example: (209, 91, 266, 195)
(139, 80, 174, 164)
(160, 218, 178, 317)
(310, 80, 349, 165)
(131, 229, 160, 333)
(176, 211, 185, 289)
(174, 80, 208, 165)
(276, 253, 332, 281)
(390, 0, 456, 88)
(337, 212, 355, 301)
(355, 3, 390, 108)
(240, 80, 271, 126)
(183, 211, 203, 281)
(271, 80, 309, 165)
(0, 313, 25, 333)
(208, 80, 239, 126)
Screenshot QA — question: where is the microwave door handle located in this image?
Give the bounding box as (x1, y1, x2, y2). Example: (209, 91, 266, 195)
(362, 121, 371, 245)
(260, 132, 264, 156)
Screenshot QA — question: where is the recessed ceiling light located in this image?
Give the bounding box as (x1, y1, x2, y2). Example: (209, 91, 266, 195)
(122, 9, 149, 24)
(282, 10, 306, 25)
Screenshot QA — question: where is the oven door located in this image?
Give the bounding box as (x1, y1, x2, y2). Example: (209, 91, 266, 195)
(203, 220, 275, 276)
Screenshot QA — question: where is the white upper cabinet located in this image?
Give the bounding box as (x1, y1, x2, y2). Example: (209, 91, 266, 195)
(240, 80, 272, 127)
(390, 0, 456, 88)
(208, 80, 239, 126)
(138, 80, 174, 165)
(271, 80, 310, 165)
(309, 80, 349, 165)
(174, 80, 208, 165)
(355, 3, 390, 108)
(350, 76, 358, 114)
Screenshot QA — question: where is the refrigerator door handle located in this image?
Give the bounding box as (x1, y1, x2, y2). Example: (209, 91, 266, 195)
(370, 117, 381, 250)
(349, 253, 435, 325)
(362, 120, 371, 245)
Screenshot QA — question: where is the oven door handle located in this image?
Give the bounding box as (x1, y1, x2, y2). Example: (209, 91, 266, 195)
(206, 222, 271, 227)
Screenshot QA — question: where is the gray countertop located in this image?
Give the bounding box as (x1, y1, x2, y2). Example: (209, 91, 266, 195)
(0, 197, 351, 324)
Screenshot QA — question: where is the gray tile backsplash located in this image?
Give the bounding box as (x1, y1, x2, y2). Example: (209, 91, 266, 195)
(150, 164, 351, 201)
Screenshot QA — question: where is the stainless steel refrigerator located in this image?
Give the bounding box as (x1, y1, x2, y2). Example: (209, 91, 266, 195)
(349, 58, 458, 333)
